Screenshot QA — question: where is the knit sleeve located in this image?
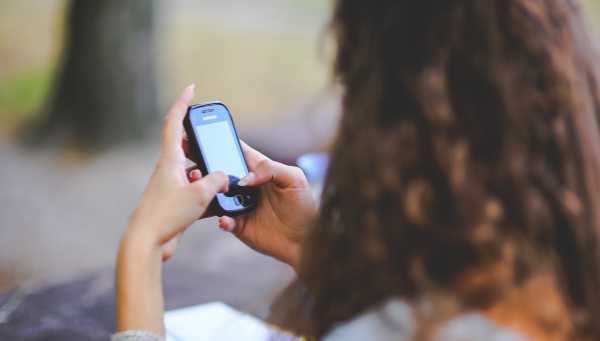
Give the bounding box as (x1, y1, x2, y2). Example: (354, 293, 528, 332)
(110, 330, 164, 341)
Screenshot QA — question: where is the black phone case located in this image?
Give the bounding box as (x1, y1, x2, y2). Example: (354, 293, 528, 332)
(183, 102, 259, 216)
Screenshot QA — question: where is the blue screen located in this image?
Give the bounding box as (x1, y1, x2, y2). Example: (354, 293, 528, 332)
(195, 120, 246, 178)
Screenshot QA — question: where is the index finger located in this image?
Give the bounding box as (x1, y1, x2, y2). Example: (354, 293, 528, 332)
(160, 84, 195, 163)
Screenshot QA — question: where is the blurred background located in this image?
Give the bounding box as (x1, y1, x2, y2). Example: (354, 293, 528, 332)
(0, 0, 599, 339)
(0, 1, 336, 339)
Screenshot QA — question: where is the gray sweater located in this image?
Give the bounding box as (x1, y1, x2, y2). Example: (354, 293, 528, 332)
(111, 300, 529, 341)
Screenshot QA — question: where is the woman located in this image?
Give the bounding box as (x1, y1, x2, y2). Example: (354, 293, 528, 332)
(114, 1, 600, 340)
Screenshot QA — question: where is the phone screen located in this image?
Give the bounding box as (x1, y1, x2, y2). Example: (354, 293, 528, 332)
(189, 103, 250, 212)
(195, 120, 246, 178)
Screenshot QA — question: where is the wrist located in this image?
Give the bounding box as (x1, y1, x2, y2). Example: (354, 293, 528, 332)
(119, 220, 163, 260)
(124, 207, 167, 244)
(118, 234, 163, 274)
(279, 242, 301, 273)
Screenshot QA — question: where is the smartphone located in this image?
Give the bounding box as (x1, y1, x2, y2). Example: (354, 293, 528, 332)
(184, 102, 259, 216)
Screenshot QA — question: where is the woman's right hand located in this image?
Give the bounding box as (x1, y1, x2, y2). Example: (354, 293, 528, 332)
(217, 143, 318, 270)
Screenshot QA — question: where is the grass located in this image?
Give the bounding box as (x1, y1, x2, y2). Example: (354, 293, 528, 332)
(0, 68, 54, 132)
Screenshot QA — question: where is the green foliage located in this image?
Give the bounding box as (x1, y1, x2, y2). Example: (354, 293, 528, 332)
(583, 0, 600, 26)
(0, 68, 52, 129)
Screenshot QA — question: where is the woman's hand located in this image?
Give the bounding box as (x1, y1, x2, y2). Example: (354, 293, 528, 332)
(123, 84, 229, 256)
(216, 143, 318, 270)
(116, 85, 228, 336)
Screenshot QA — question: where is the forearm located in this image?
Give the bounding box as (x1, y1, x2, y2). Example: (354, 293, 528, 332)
(116, 230, 165, 336)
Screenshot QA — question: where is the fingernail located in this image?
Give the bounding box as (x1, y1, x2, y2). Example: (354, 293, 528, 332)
(219, 172, 229, 191)
(183, 84, 196, 100)
(218, 221, 234, 233)
(190, 169, 201, 179)
(238, 172, 255, 186)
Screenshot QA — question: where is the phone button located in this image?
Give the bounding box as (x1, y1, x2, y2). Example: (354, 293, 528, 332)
(234, 194, 245, 206)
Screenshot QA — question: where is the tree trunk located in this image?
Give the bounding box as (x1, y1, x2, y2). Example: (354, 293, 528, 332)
(35, 0, 158, 150)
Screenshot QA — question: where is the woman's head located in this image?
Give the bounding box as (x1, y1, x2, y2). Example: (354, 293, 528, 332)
(293, 0, 600, 339)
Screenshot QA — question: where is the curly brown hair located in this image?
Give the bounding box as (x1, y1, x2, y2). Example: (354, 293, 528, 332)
(273, 1, 600, 340)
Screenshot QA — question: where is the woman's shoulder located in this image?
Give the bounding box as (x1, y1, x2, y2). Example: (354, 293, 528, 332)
(323, 299, 530, 341)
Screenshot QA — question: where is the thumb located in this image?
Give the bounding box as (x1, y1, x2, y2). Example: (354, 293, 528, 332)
(189, 171, 229, 206)
(238, 159, 307, 189)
